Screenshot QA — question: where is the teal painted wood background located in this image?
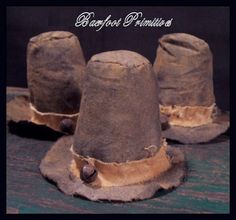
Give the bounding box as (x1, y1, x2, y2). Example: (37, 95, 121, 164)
(6, 88, 230, 213)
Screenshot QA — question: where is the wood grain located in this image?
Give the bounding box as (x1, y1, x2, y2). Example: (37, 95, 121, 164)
(6, 87, 229, 213)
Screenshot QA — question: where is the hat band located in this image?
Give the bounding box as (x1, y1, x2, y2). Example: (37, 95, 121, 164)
(29, 103, 79, 132)
(69, 139, 178, 187)
(160, 103, 216, 127)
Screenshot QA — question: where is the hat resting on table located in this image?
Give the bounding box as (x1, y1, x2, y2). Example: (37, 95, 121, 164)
(153, 33, 229, 144)
(40, 50, 186, 202)
(7, 31, 86, 134)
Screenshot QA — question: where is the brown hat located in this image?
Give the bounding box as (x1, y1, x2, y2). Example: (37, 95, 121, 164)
(40, 50, 186, 202)
(153, 33, 229, 144)
(7, 31, 86, 134)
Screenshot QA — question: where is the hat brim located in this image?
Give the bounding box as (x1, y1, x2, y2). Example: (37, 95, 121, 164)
(162, 111, 229, 144)
(7, 95, 78, 134)
(39, 136, 186, 202)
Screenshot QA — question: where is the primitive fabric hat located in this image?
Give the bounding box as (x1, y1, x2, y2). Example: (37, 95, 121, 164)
(153, 33, 230, 144)
(7, 31, 86, 134)
(40, 50, 186, 202)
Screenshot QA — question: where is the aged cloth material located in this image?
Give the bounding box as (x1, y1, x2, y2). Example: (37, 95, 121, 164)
(7, 31, 86, 134)
(40, 136, 186, 202)
(40, 50, 186, 201)
(153, 33, 229, 144)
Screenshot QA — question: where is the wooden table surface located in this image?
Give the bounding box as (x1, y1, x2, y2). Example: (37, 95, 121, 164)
(6, 87, 230, 214)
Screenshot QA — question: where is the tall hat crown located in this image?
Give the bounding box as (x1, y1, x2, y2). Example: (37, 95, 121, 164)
(73, 50, 161, 163)
(27, 31, 86, 114)
(153, 33, 229, 143)
(153, 33, 215, 107)
(40, 50, 186, 201)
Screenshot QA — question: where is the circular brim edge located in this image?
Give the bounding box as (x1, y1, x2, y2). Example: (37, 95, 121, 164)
(162, 113, 229, 144)
(39, 136, 186, 202)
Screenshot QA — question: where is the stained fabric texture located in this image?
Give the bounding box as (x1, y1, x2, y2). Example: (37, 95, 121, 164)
(40, 136, 186, 201)
(70, 140, 174, 187)
(6, 95, 78, 133)
(153, 33, 215, 107)
(27, 31, 86, 114)
(159, 104, 215, 127)
(74, 50, 161, 163)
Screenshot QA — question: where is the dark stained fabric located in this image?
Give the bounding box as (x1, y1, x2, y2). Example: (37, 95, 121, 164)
(153, 33, 215, 107)
(74, 50, 161, 163)
(27, 31, 86, 114)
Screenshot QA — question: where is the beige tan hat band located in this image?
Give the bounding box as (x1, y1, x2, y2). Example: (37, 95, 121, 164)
(70, 139, 173, 187)
(29, 103, 79, 131)
(160, 103, 216, 127)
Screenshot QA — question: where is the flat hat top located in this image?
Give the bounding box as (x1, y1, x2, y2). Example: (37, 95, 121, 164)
(29, 31, 75, 43)
(90, 50, 150, 68)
